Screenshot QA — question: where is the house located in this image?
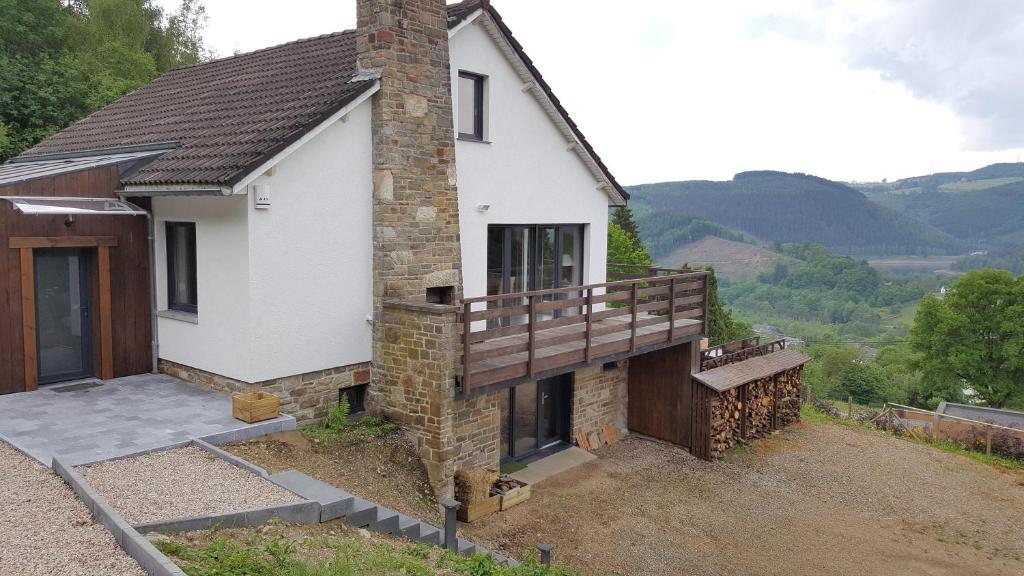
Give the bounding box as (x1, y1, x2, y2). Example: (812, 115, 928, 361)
(0, 0, 800, 498)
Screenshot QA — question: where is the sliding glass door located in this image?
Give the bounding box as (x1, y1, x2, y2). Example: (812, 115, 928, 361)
(486, 225, 584, 325)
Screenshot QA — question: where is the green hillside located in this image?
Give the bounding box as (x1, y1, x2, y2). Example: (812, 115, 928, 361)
(628, 171, 963, 258)
(857, 162, 1024, 196)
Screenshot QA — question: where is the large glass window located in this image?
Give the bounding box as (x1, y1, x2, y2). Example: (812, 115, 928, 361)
(166, 222, 198, 314)
(458, 72, 485, 140)
(486, 225, 585, 324)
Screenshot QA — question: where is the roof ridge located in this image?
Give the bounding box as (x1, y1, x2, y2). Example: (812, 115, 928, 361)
(170, 30, 356, 74)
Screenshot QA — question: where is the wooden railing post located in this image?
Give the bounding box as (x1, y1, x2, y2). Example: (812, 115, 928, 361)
(668, 277, 676, 342)
(702, 272, 710, 332)
(630, 282, 638, 353)
(585, 287, 594, 363)
(462, 301, 472, 393)
(528, 294, 537, 376)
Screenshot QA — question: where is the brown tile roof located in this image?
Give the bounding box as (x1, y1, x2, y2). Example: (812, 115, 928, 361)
(20, 1, 626, 200)
(22, 31, 374, 187)
(693, 349, 810, 393)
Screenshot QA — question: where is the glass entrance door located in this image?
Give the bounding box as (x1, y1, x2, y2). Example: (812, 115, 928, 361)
(500, 374, 572, 461)
(35, 248, 93, 384)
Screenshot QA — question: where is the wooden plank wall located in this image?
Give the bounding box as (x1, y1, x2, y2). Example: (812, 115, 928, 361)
(627, 341, 695, 447)
(0, 166, 152, 394)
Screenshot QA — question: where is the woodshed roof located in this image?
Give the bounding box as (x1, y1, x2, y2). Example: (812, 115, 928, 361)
(693, 349, 811, 393)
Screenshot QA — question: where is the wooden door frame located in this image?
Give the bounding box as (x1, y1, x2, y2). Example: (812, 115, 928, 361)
(11, 236, 117, 391)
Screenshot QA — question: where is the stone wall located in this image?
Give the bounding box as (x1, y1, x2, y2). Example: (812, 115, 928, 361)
(370, 300, 462, 498)
(451, 391, 502, 471)
(159, 359, 370, 426)
(572, 362, 629, 440)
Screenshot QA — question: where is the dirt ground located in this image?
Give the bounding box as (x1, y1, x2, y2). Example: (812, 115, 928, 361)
(223, 430, 441, 526)
(462, 421, 1024, 576)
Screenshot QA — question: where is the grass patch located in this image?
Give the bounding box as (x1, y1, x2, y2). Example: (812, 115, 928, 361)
(911, 438, 1024, 473)
(799, 403, 876, 431)
(156, 532, 579, 576)
(305, 395, 397, 445)
(500, 461, 528, 475)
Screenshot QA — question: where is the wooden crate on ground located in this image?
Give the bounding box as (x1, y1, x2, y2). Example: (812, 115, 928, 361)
(232, 392, 281, 423)
(457, 494, 500, 522)
(497, 479, 531, 511)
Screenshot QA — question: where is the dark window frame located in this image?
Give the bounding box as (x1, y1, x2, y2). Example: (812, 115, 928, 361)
(165, 222, 198, 315)
(458, 71, 486, 141)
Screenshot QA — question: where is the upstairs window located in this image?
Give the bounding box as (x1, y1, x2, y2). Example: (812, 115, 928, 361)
(458, 71, 485, 140)
(166, 222, 198, 314)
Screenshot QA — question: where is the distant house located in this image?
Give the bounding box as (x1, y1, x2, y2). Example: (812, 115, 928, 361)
(0, 0, 737, 498)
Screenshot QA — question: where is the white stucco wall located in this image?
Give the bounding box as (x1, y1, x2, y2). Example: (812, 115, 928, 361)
(154, 102, 373, 383)
(154, 195, 252, 379)
(449, 20, 612, 300)
(246, 103, 373, 382)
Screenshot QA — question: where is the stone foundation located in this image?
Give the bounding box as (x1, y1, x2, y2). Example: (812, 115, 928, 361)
(159, 359, 371, 426)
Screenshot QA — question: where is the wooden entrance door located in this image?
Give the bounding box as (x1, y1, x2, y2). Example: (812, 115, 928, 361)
(627, 342, 696, 447)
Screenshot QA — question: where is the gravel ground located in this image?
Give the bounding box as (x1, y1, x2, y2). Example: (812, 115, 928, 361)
(78, 446, 303, 525)
(462, 422, 1024, 576)
(0, 442, 143, 576)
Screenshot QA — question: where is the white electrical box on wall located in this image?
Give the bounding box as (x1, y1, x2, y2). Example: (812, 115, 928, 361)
(253, 184, 271, 209)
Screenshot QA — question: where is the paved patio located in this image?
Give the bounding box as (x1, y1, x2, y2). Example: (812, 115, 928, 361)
(0, 374, 294, 466)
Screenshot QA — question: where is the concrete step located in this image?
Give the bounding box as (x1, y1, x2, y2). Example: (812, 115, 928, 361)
(266, 470, 356, 521)
(344, 498, 379, 528)
(369, 507, 401, 535)
(457, 538, 477, 556)
(412, 525, 443, 546)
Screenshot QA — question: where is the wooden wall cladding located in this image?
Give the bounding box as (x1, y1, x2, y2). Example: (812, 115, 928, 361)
(0, 166, 152, 394)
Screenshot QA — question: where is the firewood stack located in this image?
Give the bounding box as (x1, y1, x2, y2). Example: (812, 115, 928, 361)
(710, 388, 742, 457)
(775, 367, 803, 427)
(707, 367, 804, 458)
(745, 377, 774, 439)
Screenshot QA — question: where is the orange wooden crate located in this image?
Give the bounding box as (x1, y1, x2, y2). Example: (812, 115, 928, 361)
(232, 392, 281, 423)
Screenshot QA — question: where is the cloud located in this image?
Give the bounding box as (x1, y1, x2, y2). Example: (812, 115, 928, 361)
(840, 0, 1024, 150)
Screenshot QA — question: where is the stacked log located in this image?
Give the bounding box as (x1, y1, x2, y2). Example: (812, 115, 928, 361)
(775, 367, 803, 427)
(705, 367, 805, 458)
(710, 388, 742, 457)
(745, 377, 774, 439)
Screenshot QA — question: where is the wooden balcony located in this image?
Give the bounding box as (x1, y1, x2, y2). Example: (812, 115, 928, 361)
(458, 270, 710, 395)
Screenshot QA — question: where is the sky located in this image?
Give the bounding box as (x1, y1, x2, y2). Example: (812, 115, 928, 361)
(156, 0, 1024, 185)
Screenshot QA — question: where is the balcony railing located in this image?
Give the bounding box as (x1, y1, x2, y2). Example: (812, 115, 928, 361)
(458, 270, 710, 394)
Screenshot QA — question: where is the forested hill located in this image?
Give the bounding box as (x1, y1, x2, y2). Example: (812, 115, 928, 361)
(852, 163, 1024, 252)
(627, 171, 963, 258)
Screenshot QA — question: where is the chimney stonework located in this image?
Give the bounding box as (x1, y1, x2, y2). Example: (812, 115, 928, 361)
(356, 0, 463, 304)
(358, 0, 476, 499)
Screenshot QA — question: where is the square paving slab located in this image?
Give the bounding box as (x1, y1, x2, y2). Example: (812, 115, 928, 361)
(0, 373, 294, 466)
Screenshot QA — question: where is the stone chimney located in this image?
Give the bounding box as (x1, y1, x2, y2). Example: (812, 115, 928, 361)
(357, 0, 463, 306)
(357, 0, 467, 500)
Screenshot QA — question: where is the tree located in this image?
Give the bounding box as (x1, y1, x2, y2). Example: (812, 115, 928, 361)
(0, 0, 211, 161)
(911, 270, 1024, 408)
(607, 221, 650, 268)
(702, 267, 752, 345)
(611, 207, 641, 245)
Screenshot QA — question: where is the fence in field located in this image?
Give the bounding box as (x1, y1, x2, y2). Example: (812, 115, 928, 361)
(876, 402, 1024, 457)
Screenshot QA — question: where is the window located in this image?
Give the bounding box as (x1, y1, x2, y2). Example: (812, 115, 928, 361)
(166, 222, 197, 314)
(486, 225, 585, 325)
(458, 71, 485, 140)
(340, 384, 368, 414)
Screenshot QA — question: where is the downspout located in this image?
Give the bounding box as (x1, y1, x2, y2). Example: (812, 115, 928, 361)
(120, 194, 160, 374)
